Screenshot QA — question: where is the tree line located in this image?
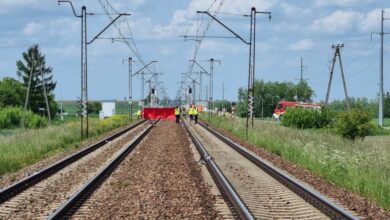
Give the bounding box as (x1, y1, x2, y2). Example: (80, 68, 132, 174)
(229, 79, 390, 119)
(235, 80, 314, 117)
(0, 45, 58, 119)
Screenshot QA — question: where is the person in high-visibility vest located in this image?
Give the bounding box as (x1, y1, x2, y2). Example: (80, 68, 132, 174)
(136, 109, 142, 119)
(193, 105, 199, 124)
(175, 106, 181, 124)
(188, 105, 194, 122)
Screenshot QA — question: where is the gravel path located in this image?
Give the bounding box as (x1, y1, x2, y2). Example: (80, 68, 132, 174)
(73, 120, 219, 219)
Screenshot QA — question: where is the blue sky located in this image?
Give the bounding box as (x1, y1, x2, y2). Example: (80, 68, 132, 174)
(0, 0, 389, 102)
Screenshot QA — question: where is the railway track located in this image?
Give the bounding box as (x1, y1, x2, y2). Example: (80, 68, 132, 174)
(0, 119, 157, 219)
(183, 119, 359, 220)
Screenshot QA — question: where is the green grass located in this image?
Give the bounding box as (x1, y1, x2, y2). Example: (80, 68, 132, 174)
(205, 116, 390, 211)
(384, 118, 390, 127)
(0, 115, 130, 177)
(0, 128, 25, 137)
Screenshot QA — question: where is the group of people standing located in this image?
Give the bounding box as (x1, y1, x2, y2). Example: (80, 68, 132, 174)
(175, 104, 199, 124)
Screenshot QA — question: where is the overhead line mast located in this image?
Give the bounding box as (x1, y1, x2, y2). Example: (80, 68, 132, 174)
(198, 7, 271, 137)
(372, 10, 390, 127)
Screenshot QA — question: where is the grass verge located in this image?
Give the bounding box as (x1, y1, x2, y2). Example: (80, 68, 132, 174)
(0, 115, 129, 177)
(205, 116, 390, 211)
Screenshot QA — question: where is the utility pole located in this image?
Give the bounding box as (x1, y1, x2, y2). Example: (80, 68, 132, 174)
(300, 57, 304, 83)
(190, 59, 220, 121)
(59, 0, 129, 139)
(132, 61, 157, 107)
(222, 82, 225, 101)
(128, 57, 132, 122)
(295, 57, 308, 102)
(141, 72, 145, 106)
(193, 71, 206, 103)
(205, 85, 209, 106)
(380, 10, 385, 127)
(208, 58, 221, 122)
(325, 44, 350, 111)
(39, 59, 52, 124)
(372, 10, 389, 127)
(22, 52, 35, 128)
(60, 88, 64, 120)
(198, 8, 271, 137)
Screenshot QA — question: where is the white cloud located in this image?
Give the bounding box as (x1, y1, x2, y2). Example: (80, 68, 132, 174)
(220, 0, 277, 14)
(160, 47, 175, 56)
(273, 22, 301, 32)
(310, 10, 363, 34)
(281, 3, 311, 17)
(358, 8, 390, 32)
(0, 0, 36, 13)
(201, 40, 236, 51)
(0, 0, 36, 7)
(111, 0, 145, 11)
(310, 8, 390, 34)
(49, 18, 79, 36)
(314, 0, 373, 7)
(125, 0, 278, 41)
(23, 22, 43, 36)
(289, 39, 314, 51)
(43, 44, 79, 58)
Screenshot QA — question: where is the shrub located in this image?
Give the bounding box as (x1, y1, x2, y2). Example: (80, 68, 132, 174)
(282, 107, 332, 129)
(0, 107, 47, 129)
(335, 108, 375, 140)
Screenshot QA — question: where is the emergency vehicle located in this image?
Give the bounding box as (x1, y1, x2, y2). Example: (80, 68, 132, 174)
(273, 101, 321, 120)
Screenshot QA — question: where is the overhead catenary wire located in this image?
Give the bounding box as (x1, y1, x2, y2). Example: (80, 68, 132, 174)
(97, 0, 153, 73)
(185, 0, 226, 76)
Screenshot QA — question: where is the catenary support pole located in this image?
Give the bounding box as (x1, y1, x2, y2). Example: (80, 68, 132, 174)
(129, 57, 132, 122)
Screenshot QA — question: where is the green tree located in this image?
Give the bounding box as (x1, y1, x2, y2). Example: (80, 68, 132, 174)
(0, 77, 25, 108)
(213, 100, 232, 112)
(335, 108, 375, 140)
(322, 97, 377, 117)
(237, 80, 315, 118)
(296, 80, 314, 102)
(384, 91, 390, 118)
(16, 44, 58, 118)
(88, 101, 102, 114)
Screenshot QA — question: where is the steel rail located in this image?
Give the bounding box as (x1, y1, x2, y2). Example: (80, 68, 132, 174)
(183, 120, 254, 220)
(198, 121, 358, 220)
(0, 119, 147, 204)
(49, 119, 159, 219)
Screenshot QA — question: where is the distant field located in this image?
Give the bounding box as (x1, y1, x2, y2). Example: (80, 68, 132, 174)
(61, 100, 141, 117)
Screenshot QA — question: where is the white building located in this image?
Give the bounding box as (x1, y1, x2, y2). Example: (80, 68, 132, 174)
(100, 100, 116, 119)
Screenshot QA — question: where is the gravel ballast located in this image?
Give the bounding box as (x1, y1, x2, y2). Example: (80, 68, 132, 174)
(203, 120, 390, 219)
(73, 120, 219, 219)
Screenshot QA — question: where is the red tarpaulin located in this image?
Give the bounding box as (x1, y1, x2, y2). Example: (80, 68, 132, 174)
(143, 108, 176, 120)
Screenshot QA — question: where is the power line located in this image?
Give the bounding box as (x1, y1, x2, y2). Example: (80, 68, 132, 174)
(325, 44, 350, 111)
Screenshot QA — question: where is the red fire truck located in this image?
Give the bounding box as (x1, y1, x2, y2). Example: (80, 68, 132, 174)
(273, 101, 321, 120)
